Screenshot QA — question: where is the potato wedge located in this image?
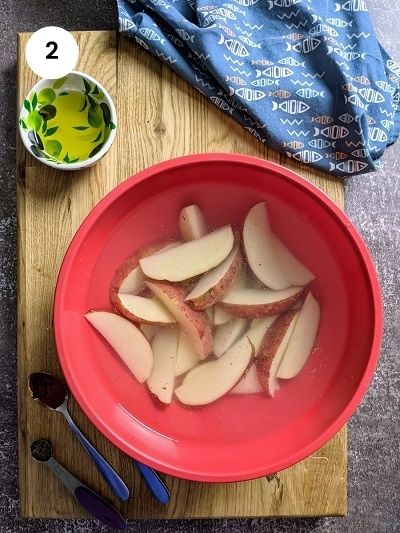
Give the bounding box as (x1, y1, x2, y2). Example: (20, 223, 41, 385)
(85, 310, 153, 383)
(175, 333, 253, 406)
(179, 204, 207, 241)
(113, 293, 176, 324)
(145, 281, 213, 360)
(272, 234, 315, 286)
(247, 316, 277, 354)
(243, 202, 290, 290)
(221, 287, 304, 318)
(110, 240, 178, 308)
(277, 292, 320, 379)
(231, 317, 280, 394)
(185, 244, 242, 310)
(255, 309, 299, 396)
(176, 328, 199, 376)
(140, 226, 234, 282)
(209, 257, 247, 323)
(230, 364, 263, 394)
(147, 326, 179, 404)
(213, 317, 249, 358)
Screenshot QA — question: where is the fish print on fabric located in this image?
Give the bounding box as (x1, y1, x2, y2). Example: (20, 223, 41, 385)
(117, 0, 400, 177)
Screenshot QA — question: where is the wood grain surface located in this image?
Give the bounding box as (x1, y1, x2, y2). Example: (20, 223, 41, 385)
(17, 31, 346, 519)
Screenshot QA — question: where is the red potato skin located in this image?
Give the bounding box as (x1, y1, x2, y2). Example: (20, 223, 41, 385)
(255, 309, 298, 396)
(220, 287, 306, 319)
(188, 247, 244, 311)
(109, 240, 173, 310)
(179, 277, 198, 292)
(146, 281, 213, 360)
(240, 349, 256, 380)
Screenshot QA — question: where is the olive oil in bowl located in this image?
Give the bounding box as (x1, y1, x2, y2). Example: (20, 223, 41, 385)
(43, 90, 111, 163)
(19, 73, 116, 168)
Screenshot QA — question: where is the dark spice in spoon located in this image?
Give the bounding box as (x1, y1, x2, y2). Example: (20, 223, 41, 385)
(31, 439, 52, 462)
(28, 372, 67, 410)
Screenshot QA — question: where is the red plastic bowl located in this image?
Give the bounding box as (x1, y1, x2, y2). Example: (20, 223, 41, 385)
(54, 153, 382, 482)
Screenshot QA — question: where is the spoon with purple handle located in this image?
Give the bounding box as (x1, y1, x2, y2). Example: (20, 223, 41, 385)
(31, 439, 127, 529)
(28, 372, 170, 504)
(28, 372, 129, 502)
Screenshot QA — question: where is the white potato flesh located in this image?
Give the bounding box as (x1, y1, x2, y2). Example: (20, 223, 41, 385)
(277, 292, 320, 379)
(185, 245, 240, 302)
(213, 318, 249, 358)
(140, 226, 234, 282)
(230, 364, 263, 394)
(175, 333, 253, 406)
(223, 287, 301, 306)
(272, 234, 315, 286)
(140, 324, 159, 342)
(119, 265, 145, 294)
(175, 329, 199, 376)
(85, 310, 153, 383)
(179, 204, 207, 241)
(213, 305, 235, 325)
(243, 202, 290, 290)
(247, 316, 277, 354)
(117, 294, 176, 324)
(147, 326, 179, 404)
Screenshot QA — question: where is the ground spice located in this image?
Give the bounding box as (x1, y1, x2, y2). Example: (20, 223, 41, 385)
(31, 439, 52, 462)
(28, 372, 67, 409)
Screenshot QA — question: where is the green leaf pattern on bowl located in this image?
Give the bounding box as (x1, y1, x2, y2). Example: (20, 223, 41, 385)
(45, 126, 59, 137)
(38, 88, 56, 106)
(52, 77, 67, 90)
(45, 140, 63, 157)
(92, 130, 103, 144)
(26, 110, 42, 132)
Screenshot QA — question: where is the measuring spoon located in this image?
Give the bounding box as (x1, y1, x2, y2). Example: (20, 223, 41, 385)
(28, 372, 129, 502)
(30, 439, 126, 529)
(28, 372, 170, 504)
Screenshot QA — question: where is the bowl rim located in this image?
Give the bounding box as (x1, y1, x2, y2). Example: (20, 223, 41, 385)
(18, 70, 117, 171)
(53, 153, 383, 482)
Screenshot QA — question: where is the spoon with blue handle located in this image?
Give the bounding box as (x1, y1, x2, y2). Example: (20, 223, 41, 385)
(134, 461, 170, 504)
(28, 372, 170, 504)
(28, 372, 129, 502)
(31, 439, 127, 529)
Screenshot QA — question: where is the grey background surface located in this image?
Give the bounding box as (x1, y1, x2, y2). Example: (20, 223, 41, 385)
(0, 1, 399, 532)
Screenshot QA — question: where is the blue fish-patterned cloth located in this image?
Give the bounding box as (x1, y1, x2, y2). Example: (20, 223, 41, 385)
(117, 0, 400, 176)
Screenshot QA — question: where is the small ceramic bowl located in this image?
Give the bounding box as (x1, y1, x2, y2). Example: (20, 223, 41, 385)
(18, 71, 117, 171)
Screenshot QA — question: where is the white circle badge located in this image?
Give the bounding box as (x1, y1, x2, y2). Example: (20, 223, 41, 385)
(25, 27, 79, 80)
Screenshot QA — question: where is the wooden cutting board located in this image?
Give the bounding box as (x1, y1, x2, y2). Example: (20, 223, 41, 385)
(17, 31, 347, 519)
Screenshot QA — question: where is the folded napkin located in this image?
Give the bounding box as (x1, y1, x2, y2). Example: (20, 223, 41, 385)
(117, 0, 400, 176)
